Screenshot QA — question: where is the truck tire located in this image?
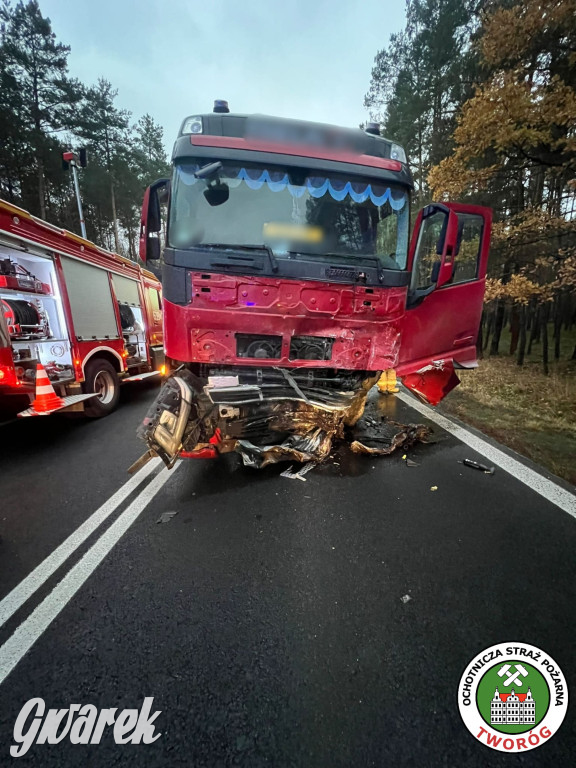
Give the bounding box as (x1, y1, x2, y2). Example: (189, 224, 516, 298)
(82, 358, 120, 418)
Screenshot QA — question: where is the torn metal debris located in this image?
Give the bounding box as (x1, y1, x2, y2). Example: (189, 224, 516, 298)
(280, 462, 316, 481)
(156, 511, 178, 524)
(138, 368, 432, 470)
(401, 359, 461, 406)
(349, 407, 432, 456)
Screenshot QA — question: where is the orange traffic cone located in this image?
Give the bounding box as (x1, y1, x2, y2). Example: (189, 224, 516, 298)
(30, 364, 65, 413)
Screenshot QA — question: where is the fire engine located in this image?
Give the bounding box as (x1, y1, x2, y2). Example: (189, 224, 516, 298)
(0, 199, 165, 418)
(137, 102, 491, 468)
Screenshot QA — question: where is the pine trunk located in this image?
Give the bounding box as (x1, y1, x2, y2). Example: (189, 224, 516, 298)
(110, 180, 120, 254)
(490, 300, 505, 356)
(509, 305, 520, 354)
(553, 296, 562, 360)
(37, 154, 46, 219)
(476, 312, 484, 359)
(527, 305, 540, 355)
(542, 306, 549, 376)
(517, 305, 527, 366)
(483, 310, 494, 351)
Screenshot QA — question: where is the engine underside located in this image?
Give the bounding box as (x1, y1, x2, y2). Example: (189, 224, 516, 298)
(138, 365, 431, 469)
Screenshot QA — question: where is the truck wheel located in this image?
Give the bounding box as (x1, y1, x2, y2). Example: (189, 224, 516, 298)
(83, 358, 120, 418)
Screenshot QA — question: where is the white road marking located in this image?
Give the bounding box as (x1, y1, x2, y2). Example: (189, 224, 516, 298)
(0, 464, 175, 685)
(0, 457, 162, 630)
(397, 391, 576, 519)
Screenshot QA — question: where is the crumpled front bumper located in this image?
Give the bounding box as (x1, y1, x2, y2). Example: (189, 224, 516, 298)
(138, 368, 378, 468)
(138, 367, 432, 470)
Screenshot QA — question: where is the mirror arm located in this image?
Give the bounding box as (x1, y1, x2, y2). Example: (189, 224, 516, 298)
(406, 284, 435, 309)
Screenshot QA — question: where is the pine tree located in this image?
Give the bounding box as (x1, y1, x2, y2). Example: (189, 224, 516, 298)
(430, 0, 576, 365)
(365, 0, 478, 205)
(134, 114, 170, 182)
(76, 78, 130, 253)
(0, 0, 82, 217)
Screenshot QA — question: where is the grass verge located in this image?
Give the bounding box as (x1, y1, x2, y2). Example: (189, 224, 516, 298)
(440, 357, 576, 485)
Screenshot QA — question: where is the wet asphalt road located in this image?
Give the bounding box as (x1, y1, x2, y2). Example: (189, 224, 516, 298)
(0, 382, 575, 767)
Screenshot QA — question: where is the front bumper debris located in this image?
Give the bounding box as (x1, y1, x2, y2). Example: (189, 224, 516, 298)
(138, 367, 431, 469)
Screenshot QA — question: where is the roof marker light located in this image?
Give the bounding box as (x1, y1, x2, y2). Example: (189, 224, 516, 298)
(213, 100, 230, 113)
(390, 143, 407, 163)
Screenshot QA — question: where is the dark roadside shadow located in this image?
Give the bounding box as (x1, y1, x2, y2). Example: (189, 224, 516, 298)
(0, 377, 161, 462)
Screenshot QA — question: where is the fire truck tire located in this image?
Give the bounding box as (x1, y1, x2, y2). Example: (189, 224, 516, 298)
(83, 358, 120, 418)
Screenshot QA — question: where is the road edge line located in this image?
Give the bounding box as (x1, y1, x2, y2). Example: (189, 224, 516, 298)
(0, 457, 162, 629)
(396, 391, 576, 519)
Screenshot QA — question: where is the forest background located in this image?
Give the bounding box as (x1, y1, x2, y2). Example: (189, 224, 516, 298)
(365, 0, 575, 480)
(1, 0, 575, 478)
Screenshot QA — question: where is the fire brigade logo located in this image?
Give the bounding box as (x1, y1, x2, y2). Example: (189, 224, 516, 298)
(458, 642, 568, 753)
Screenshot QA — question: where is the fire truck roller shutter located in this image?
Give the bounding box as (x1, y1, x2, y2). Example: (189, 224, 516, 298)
(112, 275, 141, 307)
(112, 275, 143, 331)
(60, 257, 120, 340)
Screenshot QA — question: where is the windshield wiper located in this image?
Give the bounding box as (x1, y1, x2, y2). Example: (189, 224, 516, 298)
(286, 251, 383, 282)
(199, 243, 278, 274)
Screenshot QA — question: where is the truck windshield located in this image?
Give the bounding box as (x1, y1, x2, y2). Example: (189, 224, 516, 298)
(169, 161, 410, 270)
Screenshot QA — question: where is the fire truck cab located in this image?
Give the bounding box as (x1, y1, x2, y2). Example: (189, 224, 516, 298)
(138, 105, 491, 467)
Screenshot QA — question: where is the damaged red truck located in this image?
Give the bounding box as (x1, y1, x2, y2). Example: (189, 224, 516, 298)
(138, 103, 491, 468)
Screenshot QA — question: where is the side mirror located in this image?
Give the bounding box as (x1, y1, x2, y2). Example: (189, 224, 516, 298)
(194, 162, 229, 207)
(139, 178, 169, 262)
(203, 183, 229, 207)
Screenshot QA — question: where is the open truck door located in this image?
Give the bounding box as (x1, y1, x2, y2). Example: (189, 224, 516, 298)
(396, 202, 492, 405)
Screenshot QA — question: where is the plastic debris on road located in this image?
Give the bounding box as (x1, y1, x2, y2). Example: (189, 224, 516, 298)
(430, 485, 438, 491)
(401, 594, 412, 603)
(462, 458, 495, 475)
(350, 418, 431, 456)
(156, 511, 178, 524)
(280, 462, 316, 481)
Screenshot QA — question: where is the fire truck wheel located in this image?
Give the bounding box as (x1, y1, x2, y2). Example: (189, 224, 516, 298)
(83, 358, 120, 418)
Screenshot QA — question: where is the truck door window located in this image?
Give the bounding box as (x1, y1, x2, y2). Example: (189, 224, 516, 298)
(147, 288, 161, 312)
(411, 210, 447, 290)
(452, 214, 483, 284)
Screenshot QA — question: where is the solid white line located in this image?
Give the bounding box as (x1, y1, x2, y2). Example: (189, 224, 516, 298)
(396, 391, 576, 519)
(0, 457, 162, 630)
(0, 464, 174, 686)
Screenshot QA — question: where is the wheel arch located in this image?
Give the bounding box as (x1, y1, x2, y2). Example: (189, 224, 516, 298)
(81, 347, 123, 376)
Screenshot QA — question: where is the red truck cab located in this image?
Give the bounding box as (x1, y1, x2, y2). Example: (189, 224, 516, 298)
(138, 105, 491, 467)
